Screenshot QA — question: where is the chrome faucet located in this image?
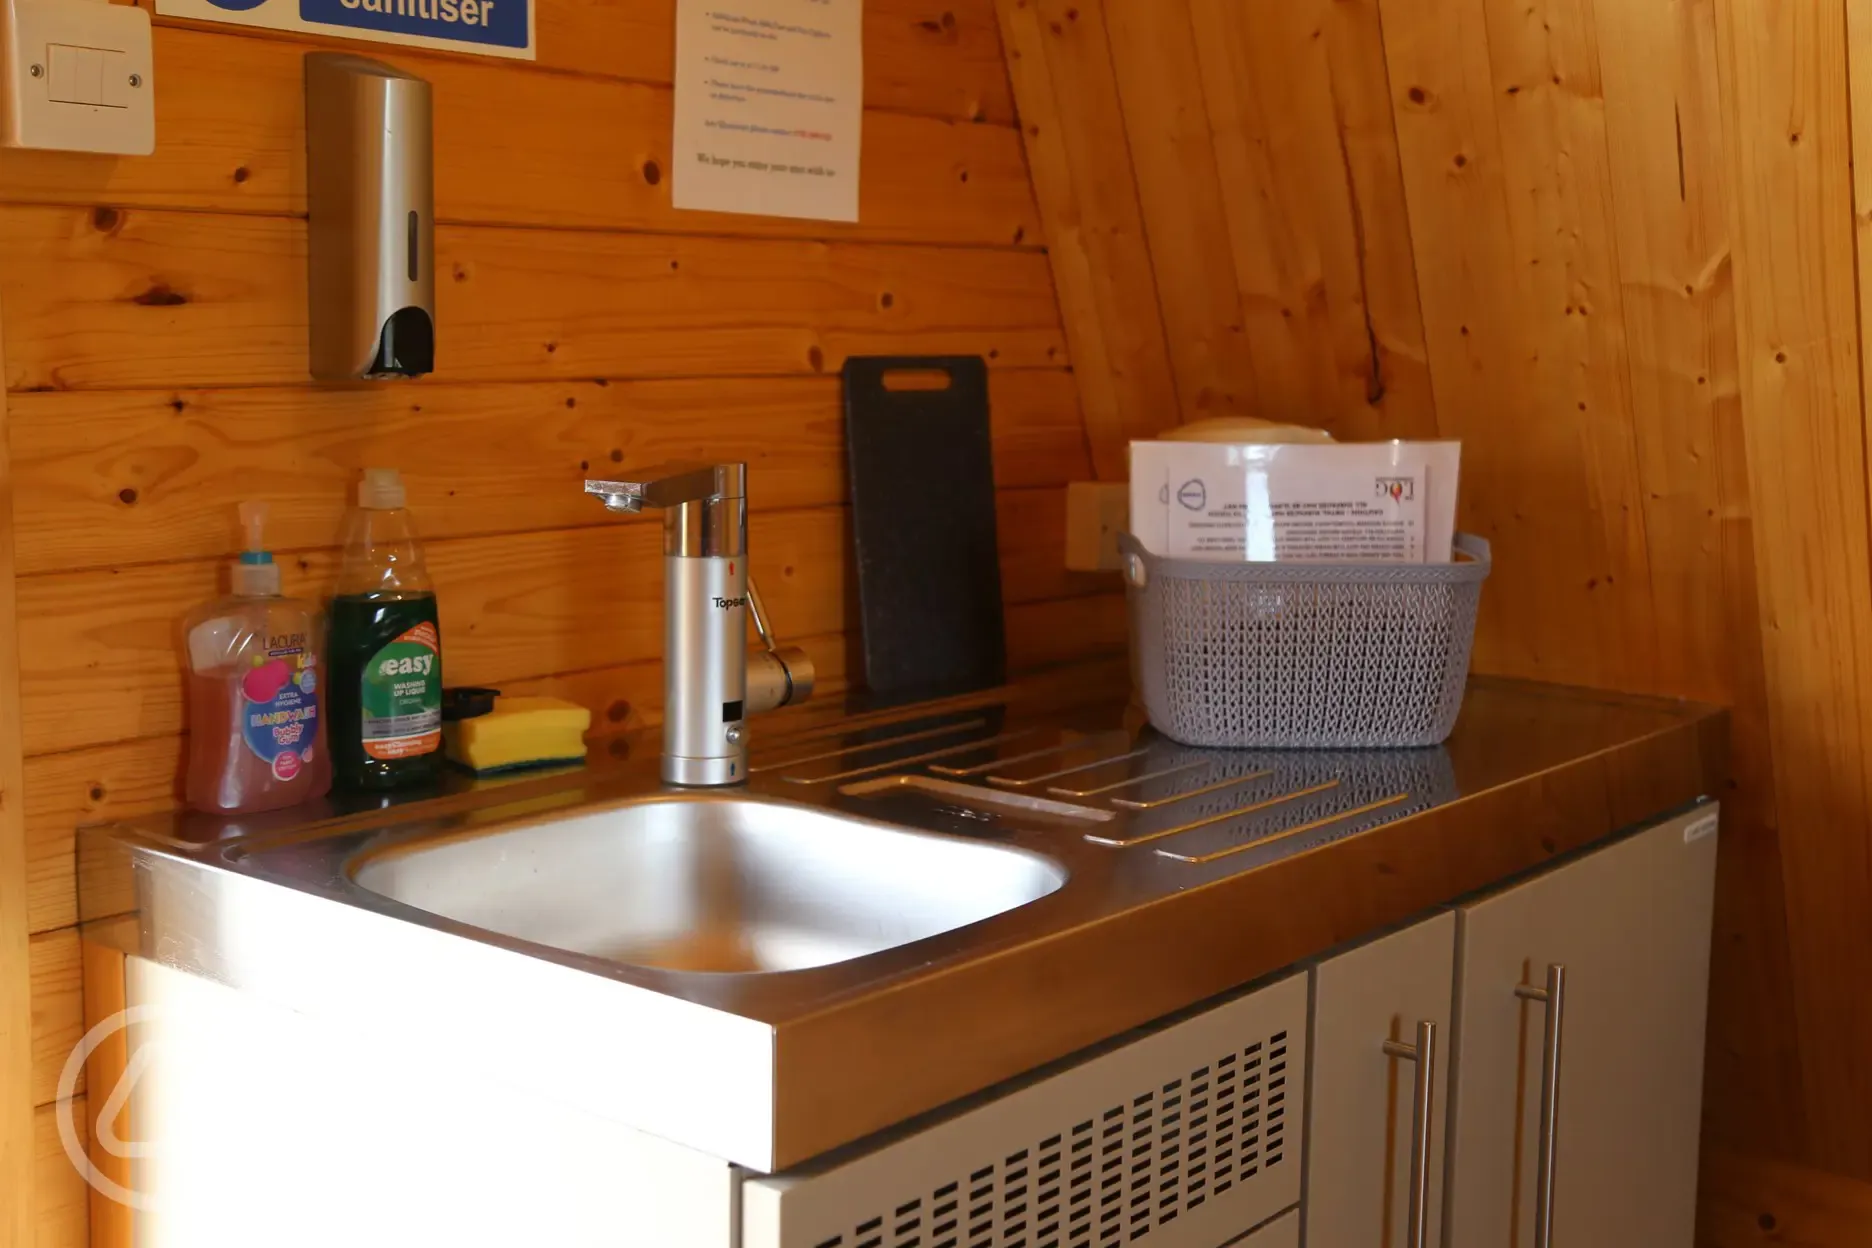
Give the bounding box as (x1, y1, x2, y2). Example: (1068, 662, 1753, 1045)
(585, 464, 814, 786)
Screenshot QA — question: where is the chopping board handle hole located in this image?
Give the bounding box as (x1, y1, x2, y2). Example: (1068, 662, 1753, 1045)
(880, 368, 954, 393)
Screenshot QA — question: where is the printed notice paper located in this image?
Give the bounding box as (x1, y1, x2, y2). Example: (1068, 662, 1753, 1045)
(1130, 441, 1460, 564)
(673, 0, 863, 222)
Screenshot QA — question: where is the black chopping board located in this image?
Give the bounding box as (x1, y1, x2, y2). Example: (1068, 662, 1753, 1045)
(843, 355, 1007, 698)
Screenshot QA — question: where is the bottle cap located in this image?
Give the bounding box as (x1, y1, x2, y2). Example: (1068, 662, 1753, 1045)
(359, 468, 407, 510)
(232, 501, 281, 596)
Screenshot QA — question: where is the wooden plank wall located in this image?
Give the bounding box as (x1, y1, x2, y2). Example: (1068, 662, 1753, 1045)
(997, 0, 1872, 1216)
(0, 4, 1120, 1242)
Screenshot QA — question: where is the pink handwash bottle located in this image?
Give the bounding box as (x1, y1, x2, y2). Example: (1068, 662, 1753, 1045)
(182, 502, 332, 814)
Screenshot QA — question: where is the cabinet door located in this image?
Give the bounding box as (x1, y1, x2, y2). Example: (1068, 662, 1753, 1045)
(1445, 805, 1718, 1248)
(1303, 913, 1455, 1248)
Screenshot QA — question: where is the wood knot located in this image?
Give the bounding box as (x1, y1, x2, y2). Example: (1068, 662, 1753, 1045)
(92, 206, 121, 233)
(642, 158, 662, 186)
(609, 447, 624, 462)
(607, 699, 631, 723)
(88, 785, 107, 803)
(1407, 86, 1427, 104)
(131, 283, 188, 307)
(807, 345, 825, 372)
(232, 165, 251, 184)
(118, 487, 138, 505)
(564, 396, 577, 408)
(879, 291, 894, 309)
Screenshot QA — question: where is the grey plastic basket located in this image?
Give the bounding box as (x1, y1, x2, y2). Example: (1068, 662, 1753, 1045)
(1119, 532, 1491, 749)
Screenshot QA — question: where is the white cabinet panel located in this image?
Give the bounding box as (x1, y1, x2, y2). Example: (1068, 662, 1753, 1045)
(1302, 913, 1455, 1248)
(1445, 805, 1718, 1248)
(744, 974, 1308, 1248)
(1231, 1207, 1298, 1247)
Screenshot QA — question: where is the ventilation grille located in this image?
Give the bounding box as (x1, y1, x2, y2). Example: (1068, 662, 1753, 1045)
(808, 1031, 1291, 1248)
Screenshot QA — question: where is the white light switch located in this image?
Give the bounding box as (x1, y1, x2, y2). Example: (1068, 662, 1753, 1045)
(2, 0, 153, 153)
(97, 48, 127, 108)
(47, 43, 101, 105)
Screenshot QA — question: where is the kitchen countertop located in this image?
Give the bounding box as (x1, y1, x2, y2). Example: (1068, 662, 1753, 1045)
(81, 665, 1725, 1171)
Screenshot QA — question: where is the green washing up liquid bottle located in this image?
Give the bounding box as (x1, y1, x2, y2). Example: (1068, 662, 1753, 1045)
(328, 468, 444, 792)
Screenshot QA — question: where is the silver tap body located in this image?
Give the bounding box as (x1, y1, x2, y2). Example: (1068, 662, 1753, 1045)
(586, 464, 809, 786)
(663, 545, 748, 786)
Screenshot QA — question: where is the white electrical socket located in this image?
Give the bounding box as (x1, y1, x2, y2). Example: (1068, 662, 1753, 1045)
(1065, 481, 1129, 573)
(2, 0, 153, 154)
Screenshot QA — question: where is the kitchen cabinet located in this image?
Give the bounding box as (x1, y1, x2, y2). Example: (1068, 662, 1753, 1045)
(1302, 914, 1455, 1248)
(1445, 804, 1718, 1248)
(742, 973, 1309, 1248)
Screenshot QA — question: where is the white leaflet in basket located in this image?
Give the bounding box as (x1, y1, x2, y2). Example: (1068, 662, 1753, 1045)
(1129, 441, 1459, 563)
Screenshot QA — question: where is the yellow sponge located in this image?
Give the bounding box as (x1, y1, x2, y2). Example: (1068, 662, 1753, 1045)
(444, 696, 592, 775)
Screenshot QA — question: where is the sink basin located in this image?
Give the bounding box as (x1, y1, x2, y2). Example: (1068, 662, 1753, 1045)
(349, 797, 1066, 974)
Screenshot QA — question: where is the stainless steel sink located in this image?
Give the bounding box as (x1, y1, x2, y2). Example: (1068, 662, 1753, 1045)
(348, 796, 1068, 974)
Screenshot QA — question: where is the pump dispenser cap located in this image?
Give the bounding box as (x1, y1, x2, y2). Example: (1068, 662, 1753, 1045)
(359, 467, 407, 510)
(232, 501, 282, 597)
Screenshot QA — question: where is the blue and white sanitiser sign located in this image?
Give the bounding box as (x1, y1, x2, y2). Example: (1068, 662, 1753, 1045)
(158, 0, 532, 59)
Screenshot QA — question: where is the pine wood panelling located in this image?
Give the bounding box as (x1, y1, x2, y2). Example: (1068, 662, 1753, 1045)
(1310, 0, 1436, 440)
(1098, 0, 1256, 420)
(32, 1098, 86, 1248)
(0, 208, 1066, 392)
(1717, 0, 1872, 1178)
(0, 28, 1037, 248)
(23, 737, 183, 936)
(994, 0, 1179, 477)
(1, 325, 29, 1248)
(1185, 0, 1435, 438)
(8, 369, 1086, 575)
(1701, 1148, 1872, 1246)
(80, 931, 131, 1248)
(1590, 0, 1802, 1153)
(28, 931, 80, 1107)
(1379, 0, 1661, 690)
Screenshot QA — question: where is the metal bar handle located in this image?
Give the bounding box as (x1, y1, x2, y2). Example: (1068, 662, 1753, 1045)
(1514, 963, 1568, 1248)
(1382, 1019, 1437, 1248)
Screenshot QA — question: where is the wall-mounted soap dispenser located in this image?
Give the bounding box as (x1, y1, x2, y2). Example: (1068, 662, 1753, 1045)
(305, 53, 435, 381)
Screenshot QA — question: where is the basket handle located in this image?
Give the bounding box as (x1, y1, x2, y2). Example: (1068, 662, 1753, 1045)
(1453, 532, 1490, 565)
